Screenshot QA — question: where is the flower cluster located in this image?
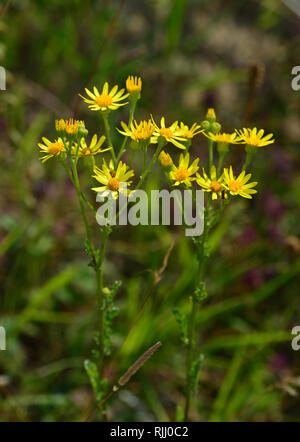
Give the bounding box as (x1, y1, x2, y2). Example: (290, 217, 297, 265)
(38, 76, 274, 202)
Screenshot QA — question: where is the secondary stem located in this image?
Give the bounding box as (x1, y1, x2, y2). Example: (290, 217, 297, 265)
(208, 140, 214, 176)
(116, 100, 137, 163)
(136, 141, 164, 190)
(184, 202, 209, 421)
(102, 114, 117, 166)
(97, 227, 110, 379)
(71, 159, 95, 257)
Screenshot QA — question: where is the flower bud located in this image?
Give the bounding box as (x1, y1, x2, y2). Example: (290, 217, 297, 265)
(200, 120, 210, 131)
(206, 108, 216, 123)
(126, 76, 142, 102)
(210, 122, 222, 134)
(159, 150, 173, 168)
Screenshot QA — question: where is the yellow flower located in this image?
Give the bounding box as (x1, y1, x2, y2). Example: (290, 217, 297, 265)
(92, 159, 134, 199)
(206, 108, 216, 121)
(117, 119, 155, 142)
(151, 117, 187, 149)
(126, 75, 142, 93)
(159, 150, 173, 168)
(169, 153, 199, 186)
(55, 118, 85, 136)
(79, 83, 128, 112)
(204, 132, 241, 144)
(235, 128, 275, 147)
(72, 135, 109, 157)
(178, 122, 203, 139)
(38, 137, 66, 163)
(196, 165, 226, 200)
(223, 166, 258, 199)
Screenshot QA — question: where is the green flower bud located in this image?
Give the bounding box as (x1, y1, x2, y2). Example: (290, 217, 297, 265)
(210, 122, 222, 134)
(200, 120, 210, 131)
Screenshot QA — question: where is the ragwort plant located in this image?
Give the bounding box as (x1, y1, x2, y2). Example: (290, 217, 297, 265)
(38, 75, 274, 421)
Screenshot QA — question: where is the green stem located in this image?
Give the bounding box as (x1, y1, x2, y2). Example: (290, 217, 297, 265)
(208, 140, 214, 176)
(136, 140, 164, 190)
(242, 152, 253, 171)
(116, 100, 137, 163)
(102, 113, 117, 166)
(143, 145, 147, 173)
(128, 150, 136, 167)
(71, 159, 94, 251)
(61, 160, 96, 215)
(184, 203, 209, 421)
(96, 227, 110, 379)
(217, 152, 225, 176)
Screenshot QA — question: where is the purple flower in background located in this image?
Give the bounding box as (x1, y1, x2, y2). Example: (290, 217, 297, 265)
(238, 225, 258, 246)
(269, 352, 289, 374)
(261, 191, 285, 220)
(243, 268, 263, 290)
(271, 146, 293, 183)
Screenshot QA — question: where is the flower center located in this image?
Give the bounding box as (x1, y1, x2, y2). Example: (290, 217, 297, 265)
(210, 181, 222, 192)
(48, 142, 65, 155)
(95, 94, 113, 107)
(174, 168, 189, 181)
(107, 177, 120, 191)
(160, 127, 173, 138)
(228, 180, 242, 192)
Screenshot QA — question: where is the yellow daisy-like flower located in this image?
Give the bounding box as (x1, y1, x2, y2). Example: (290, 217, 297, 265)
(72, 135, 110, 157)
(169, 153, 199, 187)
(223, 166, 258, 199)
(178, 122, 203, 139)
(126, 75, 142, 93)
(117, 119, 155, 142)
(159, 150, 173, 168)
(55, 118, 85, 136)
(38, 137, 66, 163)
(79, 83, 129, 112)
(196, 165, 226, 200)
(204, 132, 241, 144)
(235, 128, 275, 147)
(92, 159, 134, 199)
(151, 117, 187, 150)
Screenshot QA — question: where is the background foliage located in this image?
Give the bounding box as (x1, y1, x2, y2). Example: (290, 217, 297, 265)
(1, 0, 300, 421)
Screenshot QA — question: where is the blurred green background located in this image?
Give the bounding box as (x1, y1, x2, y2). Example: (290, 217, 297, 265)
(1, 0, 300, 422)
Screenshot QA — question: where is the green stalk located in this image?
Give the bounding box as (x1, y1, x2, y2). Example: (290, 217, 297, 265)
(71, 158, 95, 258)
(208, 139, 214, 176)
(128, 150, 136, 167)
(242, 151, 253, 171)
(217, 152, 226, 176)
(102, 113, 117, 166)
(136, 139, 165, 190)
(184, 201, 209, 421)
(142, 144, 147, 173)
(96, 227, 110, 379)
(116, 99, 137, 163)
(61, 160, 96, 215)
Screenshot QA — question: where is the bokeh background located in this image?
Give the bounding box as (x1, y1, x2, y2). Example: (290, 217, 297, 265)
(1, 0, 300, 422)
